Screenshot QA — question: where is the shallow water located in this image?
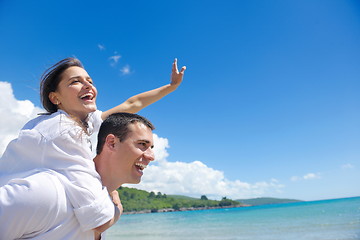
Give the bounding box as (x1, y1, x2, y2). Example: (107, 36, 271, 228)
(106, 197, 360, 240)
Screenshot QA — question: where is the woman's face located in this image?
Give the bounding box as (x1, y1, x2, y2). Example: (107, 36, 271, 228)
(50, 66, 98, 121)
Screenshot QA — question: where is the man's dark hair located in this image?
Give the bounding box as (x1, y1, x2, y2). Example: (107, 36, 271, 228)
(96, 112, 155, 154)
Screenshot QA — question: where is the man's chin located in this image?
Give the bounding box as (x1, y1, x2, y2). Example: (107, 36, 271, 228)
(126, 179, 141, 185)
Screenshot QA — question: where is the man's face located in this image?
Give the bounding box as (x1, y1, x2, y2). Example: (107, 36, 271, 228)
(112, 122, 155, 184)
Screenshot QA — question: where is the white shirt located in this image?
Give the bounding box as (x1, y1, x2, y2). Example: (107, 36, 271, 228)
(0, 170, 104, 240)
(0, 110, 114, 238)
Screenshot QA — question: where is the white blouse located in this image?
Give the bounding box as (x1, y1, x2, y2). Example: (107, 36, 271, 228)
(0, 170, 103, 239)
(0, 110, 114, 234)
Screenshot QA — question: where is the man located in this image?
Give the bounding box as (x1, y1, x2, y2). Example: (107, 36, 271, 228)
(0, 112, 155, 239)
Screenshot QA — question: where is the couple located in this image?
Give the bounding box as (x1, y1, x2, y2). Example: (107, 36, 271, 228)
(0, 57, 186, 239)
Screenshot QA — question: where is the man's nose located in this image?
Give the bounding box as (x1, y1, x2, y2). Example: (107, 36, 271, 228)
(144, 148, 155, 162)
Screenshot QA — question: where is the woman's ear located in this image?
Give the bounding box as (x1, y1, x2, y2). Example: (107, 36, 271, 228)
(49, 92, 60, 105)
(105, 134, 117, 151)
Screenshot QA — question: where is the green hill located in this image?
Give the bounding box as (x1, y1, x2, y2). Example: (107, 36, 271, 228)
(236, 197, 302, 206)
(117, 187, 241, 213)
(167, 195, 198, 200)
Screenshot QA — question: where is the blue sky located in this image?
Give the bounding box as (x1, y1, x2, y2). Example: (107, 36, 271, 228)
(0, 0, 359, 201)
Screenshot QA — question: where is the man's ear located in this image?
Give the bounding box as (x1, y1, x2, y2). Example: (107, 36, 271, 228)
(49, 92, 59, 105)
(105, 134, 117, 152)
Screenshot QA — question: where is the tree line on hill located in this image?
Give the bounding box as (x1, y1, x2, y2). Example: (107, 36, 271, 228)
(117, 187, 240, 213)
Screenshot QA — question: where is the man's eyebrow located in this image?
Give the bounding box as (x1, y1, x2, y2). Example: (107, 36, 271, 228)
(138, 139, 154, 148)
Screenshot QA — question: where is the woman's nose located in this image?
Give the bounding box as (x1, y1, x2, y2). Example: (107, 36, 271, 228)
(83, 83, 91, 89)
(82, 80, 92, 89)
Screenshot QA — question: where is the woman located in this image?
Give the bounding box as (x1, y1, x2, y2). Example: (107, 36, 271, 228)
(43, 57, 186, 122)
(0, 57, 186, 238)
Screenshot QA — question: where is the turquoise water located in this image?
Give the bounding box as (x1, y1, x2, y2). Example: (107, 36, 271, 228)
(106, 197, 360, 240)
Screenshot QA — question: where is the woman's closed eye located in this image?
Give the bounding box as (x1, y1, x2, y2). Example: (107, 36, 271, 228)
(68, 77, 93, 86)
(69, 78, 81, 85)
(85, 77, 94, 85)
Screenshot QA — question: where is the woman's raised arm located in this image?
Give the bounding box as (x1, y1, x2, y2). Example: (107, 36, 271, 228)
(101, 59, 186, 120)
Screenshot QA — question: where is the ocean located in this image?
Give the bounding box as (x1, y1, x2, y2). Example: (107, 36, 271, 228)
(106, 197, 360, 240)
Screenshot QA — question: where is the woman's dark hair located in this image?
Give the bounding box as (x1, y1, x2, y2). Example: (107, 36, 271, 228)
(40, 57, 84, 113)
(96, 112, 155, 154)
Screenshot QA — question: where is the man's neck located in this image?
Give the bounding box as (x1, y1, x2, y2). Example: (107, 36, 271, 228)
(93, 155, 118, 192)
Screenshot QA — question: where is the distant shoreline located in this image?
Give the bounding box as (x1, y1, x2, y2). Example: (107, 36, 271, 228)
(123, 204, 247, 215)
(121, 197, 360, 215)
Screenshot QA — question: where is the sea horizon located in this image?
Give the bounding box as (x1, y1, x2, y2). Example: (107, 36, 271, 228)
(107, 196, 360, 240)
(121, 195, 360, 215)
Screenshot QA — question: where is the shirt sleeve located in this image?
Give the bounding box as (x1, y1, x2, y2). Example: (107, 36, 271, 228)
(88, 110, 103, 134)
(0, 172, 67, 239)
(42, 126, 114, 232)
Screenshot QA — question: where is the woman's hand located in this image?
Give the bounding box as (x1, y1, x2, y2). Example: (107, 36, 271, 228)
(110, 190, 123, 214)
(101, 58, 187, 118)
(170, 58, 186, 87)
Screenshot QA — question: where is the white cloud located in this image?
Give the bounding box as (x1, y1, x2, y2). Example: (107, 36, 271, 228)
(291, 172, 321, 181)
(0, 82, 43, 155)
(100, 48, 132, 75)
(98, 44, 105, 51)
(120, 65, 131, 75)
(341, 163, 354, 170)
(1, 81, 284, 200)
(152, 134, 169, 162)
(127, 135, 284, 200)
(109, 54, 121, 66)
(290, 176, 300, 181)
(303, 173, 320, 180)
